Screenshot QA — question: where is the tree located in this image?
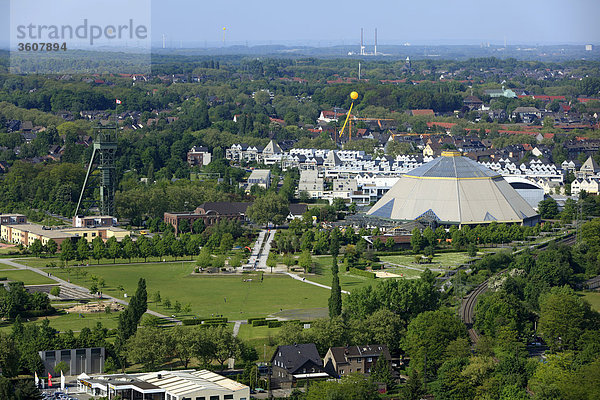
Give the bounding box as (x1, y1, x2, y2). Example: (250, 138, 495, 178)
(106, 236, 121, 263)
(171, 239, 184, 261)
(306, 373, 379, 400)
(246, 192, 289, 226)
(282, 253, 295, 271)
(219, 233, 234, 254)
(0, 333, 19, 378)
(50, 286, 60, 297)
(91, 236, 105, 264)
(196, 248, 213, 269)
(29, 239, 43, 258)
(59, 240, 75, 266)
(53, 360, 70, 375)
(298, 250, 313, 273)
(330, 229, 341, 258)
(538, 285, 593, 352)
(76, 238, 90, 263)
(208, 325, 242, 370)
(329, 258, 342, 318)
(404, 309, 467, 379)
(130, 278, 148, 322)
(152, 291, 161, 303)
(370, 352, 394, 391)
(266, 252, 278, 273)
(538, 197, 559, 219)
(127, 326, 172, 370)
(122, 236, 138, 263)
(411, 228, 425, 253)
(46, 239, 58, 256)
(138, 235, 153, 262)
(171, 325, 197, 368)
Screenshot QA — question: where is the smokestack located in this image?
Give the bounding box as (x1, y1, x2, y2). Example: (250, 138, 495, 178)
(360, 28, 364, 55)
(374, 28, 378, 55)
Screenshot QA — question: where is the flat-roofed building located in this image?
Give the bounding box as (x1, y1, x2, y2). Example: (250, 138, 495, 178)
(1, 224, 74, 247)
(0, 223, 130, 247)
(73, 215, 116, 228)
(0, 213, 27, 226)
(61, 226, 131, 243)
(77, 369, 250, 400)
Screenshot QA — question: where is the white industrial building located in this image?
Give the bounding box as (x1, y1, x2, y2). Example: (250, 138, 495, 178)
(77, 369, 250, 400)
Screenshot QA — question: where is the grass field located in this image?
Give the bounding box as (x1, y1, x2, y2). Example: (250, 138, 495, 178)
(0, 309, 122, 333)
(380, 252, 473, 268)
(42, 262, 331, 320)
(236, 324, 281, 363)
(0, 269, 56, 285)
(302, 256, 376, 290)
(579, 291, 600, 312)
(384, 266, 427, 279)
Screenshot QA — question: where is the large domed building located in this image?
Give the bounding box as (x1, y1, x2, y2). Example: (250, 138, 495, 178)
(367, 151, 540, 226)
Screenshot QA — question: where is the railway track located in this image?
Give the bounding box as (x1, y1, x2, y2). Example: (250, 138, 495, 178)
(459, 233, 576, 344)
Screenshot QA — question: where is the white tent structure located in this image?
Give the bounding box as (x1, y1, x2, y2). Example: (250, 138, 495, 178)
(367, 151, 540, 226)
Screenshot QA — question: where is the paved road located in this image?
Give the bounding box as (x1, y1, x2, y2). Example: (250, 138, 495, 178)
(0, 258, 181, 325)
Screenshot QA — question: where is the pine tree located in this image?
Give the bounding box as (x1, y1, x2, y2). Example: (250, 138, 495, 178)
(328, 257, 342, 318)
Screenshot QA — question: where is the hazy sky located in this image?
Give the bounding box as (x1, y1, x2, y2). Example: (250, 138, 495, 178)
(1, 0, 599, 47)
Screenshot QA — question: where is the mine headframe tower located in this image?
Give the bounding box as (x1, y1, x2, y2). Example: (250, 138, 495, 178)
(75, 125, 117, 217)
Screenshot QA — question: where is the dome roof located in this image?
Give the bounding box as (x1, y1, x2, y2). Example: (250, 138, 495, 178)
(405, 151, 500, 179)
(367, 152, 539, 225)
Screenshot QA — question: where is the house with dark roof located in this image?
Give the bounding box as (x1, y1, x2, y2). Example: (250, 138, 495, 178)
(271, 344, 332, 389)
(323, 345, 392, 379)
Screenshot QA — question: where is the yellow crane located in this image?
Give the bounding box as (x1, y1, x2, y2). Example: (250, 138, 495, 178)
(338, 91, 358, 140)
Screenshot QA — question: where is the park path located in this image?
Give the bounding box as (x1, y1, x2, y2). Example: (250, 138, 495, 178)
(232, 320, 245, 337)
(282, 271, 350, 295)
(0, 258, 181, 325)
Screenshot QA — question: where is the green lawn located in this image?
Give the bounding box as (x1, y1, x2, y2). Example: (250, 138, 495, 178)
(43, 262, 331, 320)
(384, 266, 427, 279)
(236, 324, 281, 363)
(0, 308, 122, 333)
(0, 269, 56, 285)
(302, 256, 377, 290)
(380, 252, 473, 269)
(579, 291, 600, 312)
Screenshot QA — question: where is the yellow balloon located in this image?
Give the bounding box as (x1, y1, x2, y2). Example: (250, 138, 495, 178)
(350, 91, 359, 100)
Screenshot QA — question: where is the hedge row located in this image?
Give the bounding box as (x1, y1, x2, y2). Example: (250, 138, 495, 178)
(247, 317, 266, 324)
(0, 277, 6, 281)
(349, 268, 377, 279)
(182, 317, 228, 326)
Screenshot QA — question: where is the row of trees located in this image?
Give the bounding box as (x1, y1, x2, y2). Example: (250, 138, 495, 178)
(57, 223, 248, 266)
